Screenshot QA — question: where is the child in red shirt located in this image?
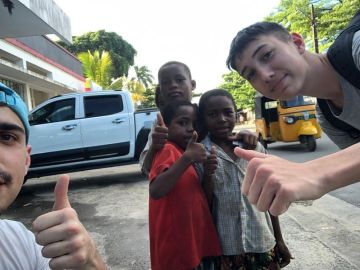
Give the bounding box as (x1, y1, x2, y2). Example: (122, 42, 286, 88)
(149, 100, 221, 270)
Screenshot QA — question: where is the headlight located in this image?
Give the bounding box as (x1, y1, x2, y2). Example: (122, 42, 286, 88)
(283, 116, 296, 124)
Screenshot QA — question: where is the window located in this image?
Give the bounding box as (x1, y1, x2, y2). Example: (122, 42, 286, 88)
(280, 96, 314, 108)
(29, 98, 75, 125)
(84, 95, 123, 118)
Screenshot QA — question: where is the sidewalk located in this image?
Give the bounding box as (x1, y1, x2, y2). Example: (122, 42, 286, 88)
(280, 195, 360, 269)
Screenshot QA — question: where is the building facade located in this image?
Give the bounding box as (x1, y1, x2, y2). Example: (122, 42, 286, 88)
(0, 0, 85, 110)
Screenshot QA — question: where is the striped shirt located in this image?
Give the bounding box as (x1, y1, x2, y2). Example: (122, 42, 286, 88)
(202, 135, 276, 255)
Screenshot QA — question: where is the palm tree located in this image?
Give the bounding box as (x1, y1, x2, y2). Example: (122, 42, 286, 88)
(78, 50, 113, 89)
(132, 65, 154, 89)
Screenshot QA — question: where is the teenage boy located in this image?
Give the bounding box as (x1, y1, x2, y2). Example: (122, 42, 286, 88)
(0, 82, 106, 269)
(226, 16, 360, 216)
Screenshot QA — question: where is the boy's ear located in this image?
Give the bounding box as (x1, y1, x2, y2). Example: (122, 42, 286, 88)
(191, 80, 196, 91)
(290, 33, 306, 54)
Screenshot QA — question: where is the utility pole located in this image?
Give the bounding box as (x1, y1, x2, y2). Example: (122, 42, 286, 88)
(311, 4, 319, 53)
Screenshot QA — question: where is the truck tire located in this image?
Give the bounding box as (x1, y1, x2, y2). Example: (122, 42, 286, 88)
(135, 128, 151, 159)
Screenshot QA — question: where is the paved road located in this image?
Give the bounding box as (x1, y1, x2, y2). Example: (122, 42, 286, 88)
(2, 134, 360, 269)
(266, 135, 360, 270)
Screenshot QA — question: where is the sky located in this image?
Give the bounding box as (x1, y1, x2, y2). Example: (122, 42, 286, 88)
(54, 0, 280, 94)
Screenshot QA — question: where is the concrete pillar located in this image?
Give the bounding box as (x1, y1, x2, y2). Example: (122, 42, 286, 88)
(24, 84, 33, 110)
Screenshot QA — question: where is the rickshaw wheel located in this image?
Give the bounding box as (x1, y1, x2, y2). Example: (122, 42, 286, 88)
(304, 135, 316, 152)
(258, 134, 268, 149)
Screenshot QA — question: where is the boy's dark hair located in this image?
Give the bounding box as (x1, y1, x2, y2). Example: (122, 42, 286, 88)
(226, 22, 291, 71)
(161, 100, 197, 126)
(199, 89, 237, 117)
(158, 61, 192, 80)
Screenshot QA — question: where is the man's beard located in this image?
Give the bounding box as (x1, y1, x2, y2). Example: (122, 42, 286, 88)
(0, 170, 12, 184)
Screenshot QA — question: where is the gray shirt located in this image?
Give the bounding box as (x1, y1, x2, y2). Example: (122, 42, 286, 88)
(318, 31, 360, 149)
(202, 136, 275, 255)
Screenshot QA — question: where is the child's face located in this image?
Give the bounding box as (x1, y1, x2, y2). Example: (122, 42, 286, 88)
(158, 64, 195, 105)
(168, 105, 197, 150)
(233, 34, 308, 100)
(203, 95, 235, 140)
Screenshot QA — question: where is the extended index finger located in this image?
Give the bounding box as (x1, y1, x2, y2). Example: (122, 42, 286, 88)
(234, 147, 266, 195)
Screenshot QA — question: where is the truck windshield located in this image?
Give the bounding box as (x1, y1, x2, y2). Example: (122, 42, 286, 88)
(280, 96, 314, 108)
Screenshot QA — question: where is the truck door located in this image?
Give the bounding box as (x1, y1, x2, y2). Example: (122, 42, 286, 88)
(29, 97, 83, 166)
(80, 94, 132, 158)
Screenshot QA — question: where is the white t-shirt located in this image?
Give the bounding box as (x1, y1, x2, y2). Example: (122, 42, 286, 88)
(0, 219, 49, 270)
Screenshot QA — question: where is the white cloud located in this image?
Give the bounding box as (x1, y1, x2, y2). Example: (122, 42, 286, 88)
(54, 0, 279, 93)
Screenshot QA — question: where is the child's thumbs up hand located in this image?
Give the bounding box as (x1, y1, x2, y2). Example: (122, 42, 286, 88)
(152, 112, 168, 150)
(32, 174, 98, 269)
(184, 131, 207, 163)
(204, 146, 218, 177)
(157, 112, 165, 127)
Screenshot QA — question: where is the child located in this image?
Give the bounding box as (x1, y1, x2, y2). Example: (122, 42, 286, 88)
(139, 61, 196, 175)
(199, 89, 292, 270)
(148, 100, 221, 270)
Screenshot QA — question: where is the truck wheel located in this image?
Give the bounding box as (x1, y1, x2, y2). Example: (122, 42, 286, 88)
(258, 134, 268, 149)
(305, 135, 316, 152)
(135, 128, 151, 159)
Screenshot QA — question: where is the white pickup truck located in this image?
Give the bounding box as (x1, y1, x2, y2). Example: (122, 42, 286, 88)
(27, 90, 157, 178)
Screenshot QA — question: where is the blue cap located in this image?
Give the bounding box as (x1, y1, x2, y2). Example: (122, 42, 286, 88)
(0, 82, 30, 143)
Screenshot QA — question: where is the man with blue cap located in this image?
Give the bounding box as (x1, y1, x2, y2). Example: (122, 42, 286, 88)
(0, 82, 107, 269)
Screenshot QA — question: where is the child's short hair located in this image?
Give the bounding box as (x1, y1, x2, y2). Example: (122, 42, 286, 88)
(161, 100, 197, 126)
(226, 22, 291, 71)
(199, 89, 237, 117)
(158, 61, 192, 80)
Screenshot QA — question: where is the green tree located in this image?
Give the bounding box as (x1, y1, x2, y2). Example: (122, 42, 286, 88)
(132, 65, 154, 89)
(219, 71, 256, 110)
(58, 30, 136, 78)
(108, 75, 146, 106)
(266, 0, 360, 52)
(138, 85, 158, 109)
(78, 50, 113, 88)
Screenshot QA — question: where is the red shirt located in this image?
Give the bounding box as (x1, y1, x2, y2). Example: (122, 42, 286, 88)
(149, 142, 221, 270)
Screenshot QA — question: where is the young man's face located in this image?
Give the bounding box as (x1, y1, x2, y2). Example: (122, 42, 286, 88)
(158, 64, 195, 104)
(0, 106, 31, 212)
(234, 34, 308, 100)
(168, 105, 197, 150)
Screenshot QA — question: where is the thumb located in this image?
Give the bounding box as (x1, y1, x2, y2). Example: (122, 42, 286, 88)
(157, 112, 165, 127)
(187, 131, 198, 147)
(211, 146, 216, 155)
(53, 174, 71, 211)
(234, 147, 267, 161)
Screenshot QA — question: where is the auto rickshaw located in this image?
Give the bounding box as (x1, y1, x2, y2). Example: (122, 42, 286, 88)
(255, 94, 322, 151)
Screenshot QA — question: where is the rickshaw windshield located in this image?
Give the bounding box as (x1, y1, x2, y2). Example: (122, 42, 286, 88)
(280, 96, 314, 108)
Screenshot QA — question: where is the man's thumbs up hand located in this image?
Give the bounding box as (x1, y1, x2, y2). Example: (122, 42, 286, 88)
(32, 174, 103, 269)
(53, 174, 71, 210)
